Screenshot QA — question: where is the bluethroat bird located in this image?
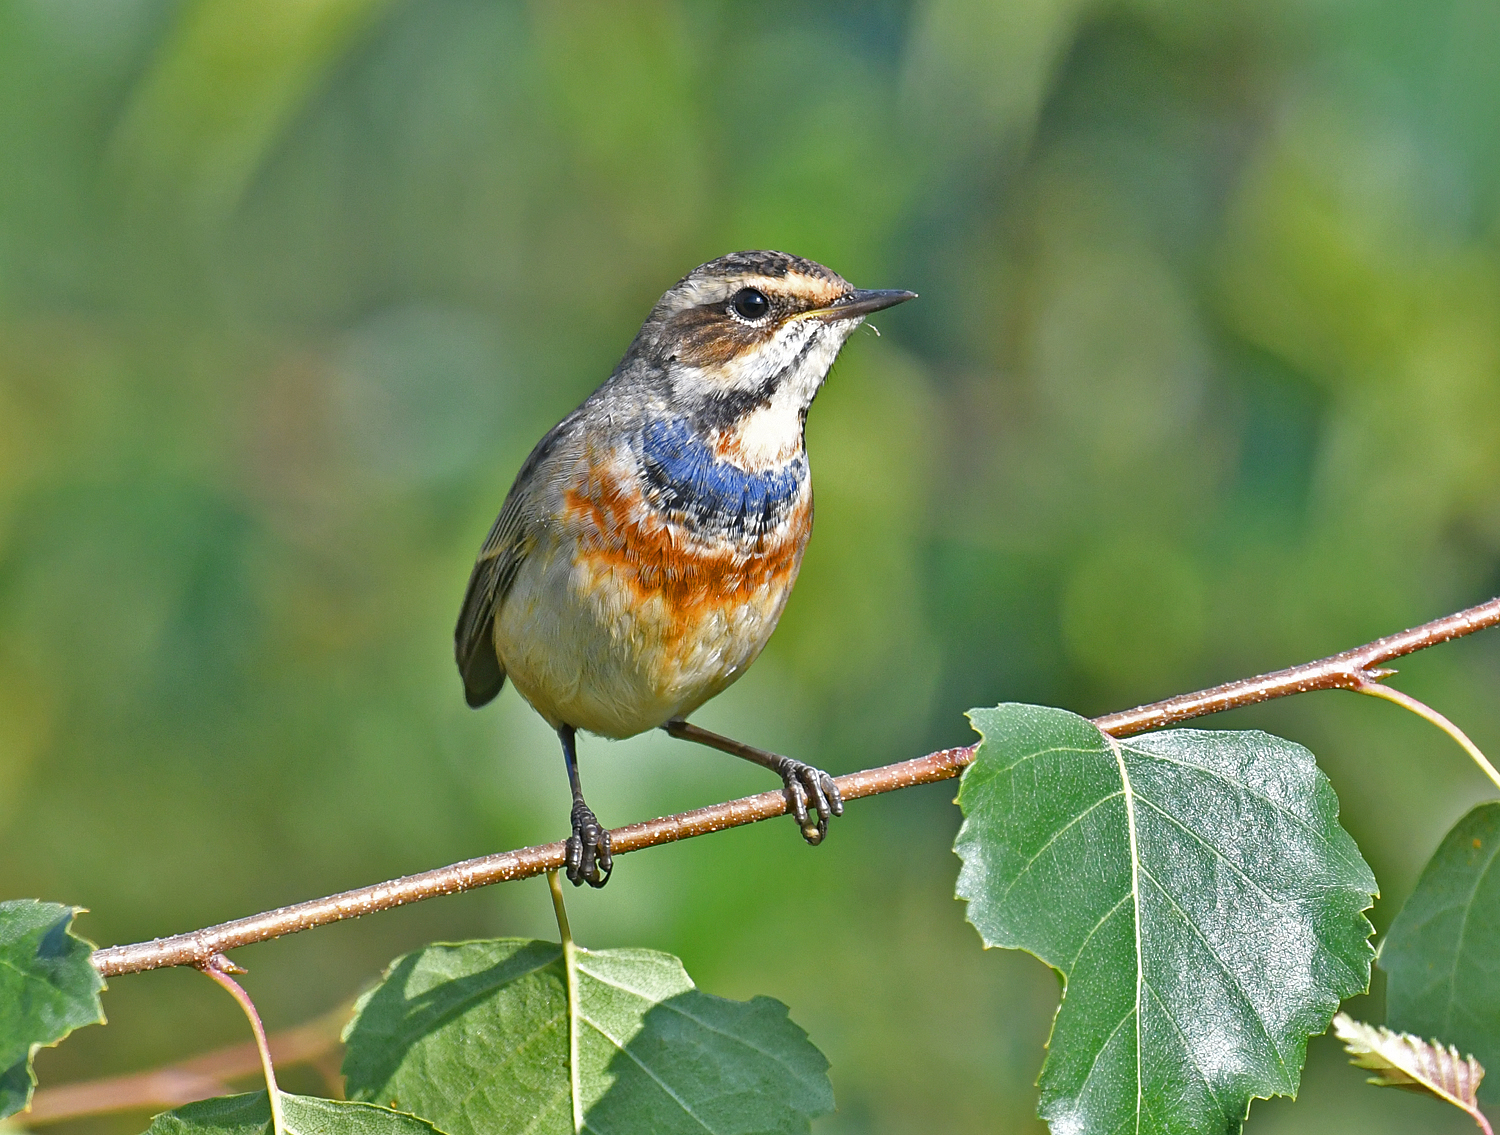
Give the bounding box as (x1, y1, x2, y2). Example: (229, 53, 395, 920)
(455, 251, 915, 886)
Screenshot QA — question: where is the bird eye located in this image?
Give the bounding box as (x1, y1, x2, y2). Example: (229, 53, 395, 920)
(730, 288, 770, 322)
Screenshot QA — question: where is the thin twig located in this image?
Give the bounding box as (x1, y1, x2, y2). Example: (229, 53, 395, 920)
(23, 1004, 347, 1124)
(1092, 596, 1500, 734)
(1355, 680, 1500, 792)
(90, 596, 1500, 979)
(198, 955, 285, 1135)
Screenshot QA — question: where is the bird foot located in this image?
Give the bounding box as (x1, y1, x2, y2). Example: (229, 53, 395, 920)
(565, 802, 612, 888)
(775, 757, 844, 845)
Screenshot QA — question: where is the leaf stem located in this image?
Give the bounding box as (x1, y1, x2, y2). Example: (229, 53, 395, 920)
(90, 595, 1500, 978)
(548, 871, 583, 1135)
(1354, 681, 1500, 793)
(198, 954, 285, 1135)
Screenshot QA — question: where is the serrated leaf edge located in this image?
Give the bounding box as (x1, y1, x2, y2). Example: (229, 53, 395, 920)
(1333, 1013, 1492, 1133)
(957, 706, 1378, 1133)
(0, 903, 108, 1121)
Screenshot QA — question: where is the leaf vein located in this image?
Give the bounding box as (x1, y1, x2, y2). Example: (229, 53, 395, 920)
(1441, 837, 1500, 1034)
(519, 1087, 572, 1135)
(994, 744, 1109, 776)
(999, 791, 1126, 904)
(1070, 892, 1133, 970)
(1132, 794, 1276, 903)
(1076, 1005, 1138, 1100)
(446, 1009, 567, 1116)
(1124, 745, 1364, 878)
(1141, 976, 1227, 1116)
(578, 967, 819, 1090)
(1103, 732, 1143, 1135)
(579, 1011, 720, 1134)
(1136, 863, 1292, 1086)
(1124, 813, 1363, 990)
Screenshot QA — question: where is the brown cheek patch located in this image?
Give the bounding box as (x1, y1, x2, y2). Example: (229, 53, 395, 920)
(562, 462, 810, 639)
(669, 306, 768, 369)
(667, 270, 849, 371)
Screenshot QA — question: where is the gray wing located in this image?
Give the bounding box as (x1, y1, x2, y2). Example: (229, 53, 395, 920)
(454, 413, 579, 707)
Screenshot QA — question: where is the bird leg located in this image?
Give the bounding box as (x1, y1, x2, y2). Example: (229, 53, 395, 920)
(559, 725, 611, 887)
(662, 720, 843, 845)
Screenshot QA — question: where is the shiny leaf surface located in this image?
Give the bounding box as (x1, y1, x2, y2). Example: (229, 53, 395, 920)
(955, 704, 1377, 1134)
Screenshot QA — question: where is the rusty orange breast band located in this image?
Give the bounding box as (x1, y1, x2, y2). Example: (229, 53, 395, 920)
(562, 447, 811, 625)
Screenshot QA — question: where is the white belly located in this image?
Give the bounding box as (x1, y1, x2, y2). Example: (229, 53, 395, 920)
(493, 532, 794, 738)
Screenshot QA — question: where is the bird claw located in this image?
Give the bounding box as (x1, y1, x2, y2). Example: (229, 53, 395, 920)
(565, 802, 612, 888)
(777, 758, 843, 846)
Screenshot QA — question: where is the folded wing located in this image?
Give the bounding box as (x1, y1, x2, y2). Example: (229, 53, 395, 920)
(454, 413, 579, 707)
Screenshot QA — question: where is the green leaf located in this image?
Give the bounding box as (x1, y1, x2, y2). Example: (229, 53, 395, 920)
(955, 704, 1377, 1134)
(142, 1091, 444, 1135)
(0, 900, 107, 1120)
(342, 938, 834, 1135)
(1381, 801, 1500, 1105)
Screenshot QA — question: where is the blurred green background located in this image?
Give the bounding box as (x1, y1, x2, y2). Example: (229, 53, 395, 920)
(2, 0, 1498, 1130)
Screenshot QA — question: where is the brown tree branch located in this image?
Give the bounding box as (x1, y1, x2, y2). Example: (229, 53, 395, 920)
(23, 1002, 347, 1124)
(1091, 597, 1500, 734)
(91, 596, 1500, 979)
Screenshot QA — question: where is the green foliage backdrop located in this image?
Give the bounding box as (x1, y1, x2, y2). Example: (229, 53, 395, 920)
(1, 0, 1498, 1130)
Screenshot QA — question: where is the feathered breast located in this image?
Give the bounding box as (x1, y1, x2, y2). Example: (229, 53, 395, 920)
(638, 418, 805, 538)
(561, 422, 811, 633)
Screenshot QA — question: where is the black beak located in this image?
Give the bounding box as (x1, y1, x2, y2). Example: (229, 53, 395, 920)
(811, 288, 918, 321)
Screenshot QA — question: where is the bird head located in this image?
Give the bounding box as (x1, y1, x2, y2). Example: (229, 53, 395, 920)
(627, 251, 915, 441)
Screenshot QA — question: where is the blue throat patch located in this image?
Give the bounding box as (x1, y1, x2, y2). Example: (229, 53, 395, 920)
(640, 418, 805, 535)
